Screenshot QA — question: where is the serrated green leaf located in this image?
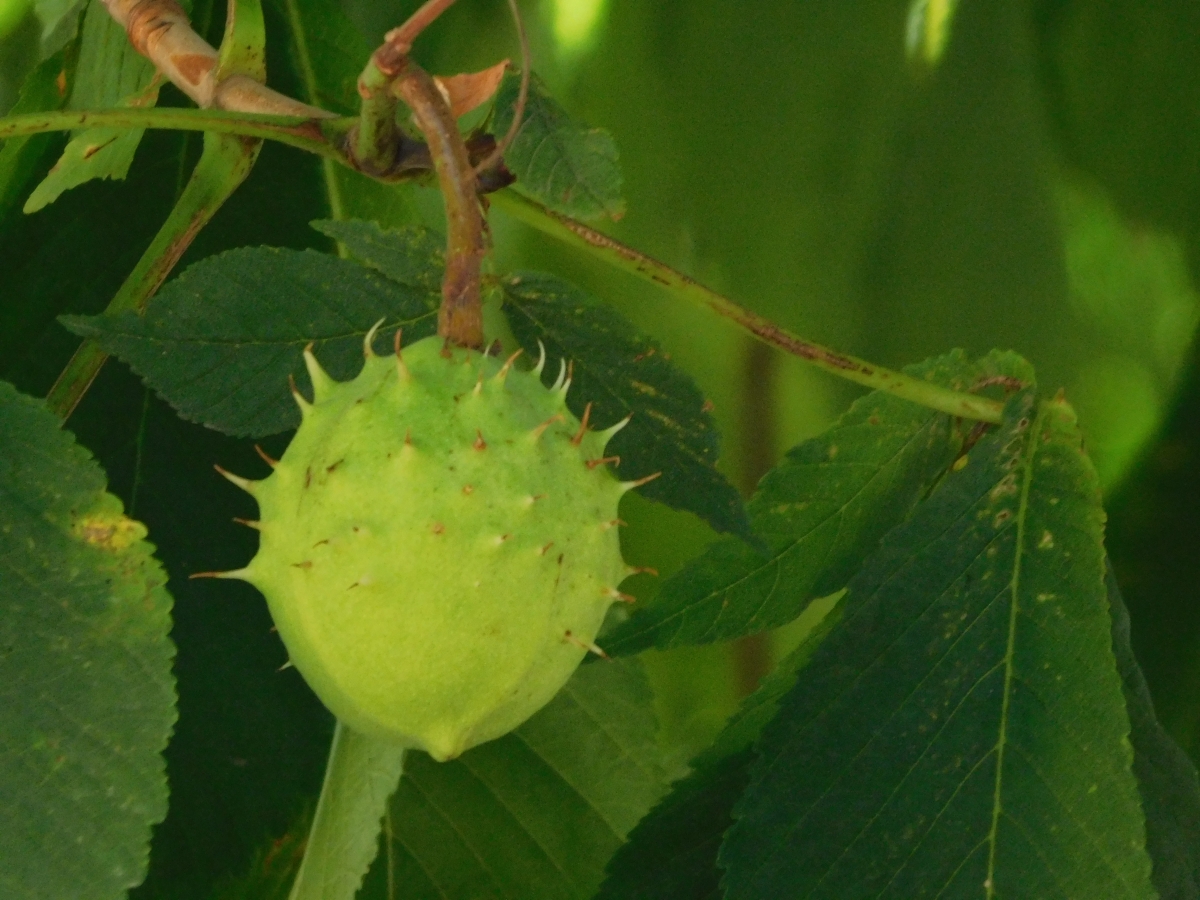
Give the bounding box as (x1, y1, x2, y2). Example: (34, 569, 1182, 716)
(721, 392, 1155, 899)
(597, 595, 842, 900)
(1110, 565, 1200, 899)
(493, 70, 625, 221)
(311, 218, 443, 294)
(597, 748, 751, 900)
(371, 658, 674, 900)
(287, 725, 405, 900)
(501, 270, 750, 540)
(60, 247, 441, 437)
(0, 379, 175, 899)
(24, 0, 168, 213)
(604, 351, 1027, 655)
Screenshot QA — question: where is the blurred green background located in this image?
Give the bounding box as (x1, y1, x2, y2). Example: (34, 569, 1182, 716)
(2, 0, 1200, 894)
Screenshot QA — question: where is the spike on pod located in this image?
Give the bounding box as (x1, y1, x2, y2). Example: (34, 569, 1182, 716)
(626, 565, 659, 577)
(557, 360, 574, 401)
(620, 471, 662, 493)
(533, 340, 547, 377)
(303, 344, 336, 401)
(215, 464, 257, 495)
(363, 318, 386, 357)
(586, 455, 620, 470)
(233, 517, 262, 530)
(189, 566, 252, 580)
(530, 414, 564, 442)
(564, 630, 609, 659)
(394, 329, 410, 381)
(288, 374, 311, 416)
(495, 348, 523, 383)
(571, 402, 593, 445)
(472, 371, 484, 397)
(550, 359, 568, 393)
(254, 445, 279, 468)
(597, 414, 632, 447)
(604, 588, 636, 604)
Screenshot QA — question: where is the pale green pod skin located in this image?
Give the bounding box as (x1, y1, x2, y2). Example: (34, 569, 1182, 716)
(237, 336, 629, 761)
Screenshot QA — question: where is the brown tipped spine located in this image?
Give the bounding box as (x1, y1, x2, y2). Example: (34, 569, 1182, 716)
(571, 402, 593, 445)
(254, 444, 279, 467)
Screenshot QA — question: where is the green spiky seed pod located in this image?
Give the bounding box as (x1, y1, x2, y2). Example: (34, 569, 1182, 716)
(218, 332, 642, 761)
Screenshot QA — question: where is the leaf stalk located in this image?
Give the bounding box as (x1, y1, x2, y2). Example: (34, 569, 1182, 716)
(493, 192, 1005, 424)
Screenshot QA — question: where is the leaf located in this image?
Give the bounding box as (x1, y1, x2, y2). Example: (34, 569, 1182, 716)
(604, 351, 1025, 655)
(287, 725, 406, 900)
(60, 247, 441, 437)
(0, 379, 175, 899)
(597, 595, 842, 900)
(373, 658, 674, 900)
(721, 391, 1156, 899)
(24, 0, 166, 213)
(211, 817, 309, 900)
(597, 749, 752, 900)
(0, 51, 69, 222)
(437, 60, 509, 119)
(311, 218, 444, 295)
(264, 0, 422, 224)
(493, 70, 625, 221)
(1109, 565, 1200, 899)
(265, 0, 365, 115)
(501, 270, 750, 540)
(33, 0, 85, 57)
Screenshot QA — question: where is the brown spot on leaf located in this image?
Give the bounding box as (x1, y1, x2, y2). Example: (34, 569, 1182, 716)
(73, 514, 144, 551)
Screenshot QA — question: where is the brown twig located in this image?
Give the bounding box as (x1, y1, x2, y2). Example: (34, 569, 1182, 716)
(393, 62, 486, 348)
(362, 0, 487, 348)
(99, 0, 332, 116)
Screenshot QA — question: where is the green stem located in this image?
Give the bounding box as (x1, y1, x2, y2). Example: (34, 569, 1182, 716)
(352, 59, 404, 177)
(289, 722, 407, 900)
(45, 131, 262, 419)
(0, 108, 350, 159)
(494, 191, 1005, 424)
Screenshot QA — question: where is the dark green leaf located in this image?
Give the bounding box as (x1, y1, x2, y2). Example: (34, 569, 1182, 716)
(0, 379, 175, 899)
(311, 218, 443, 294)
(264, 0, 366, 115)
(0, 51, 68, 221)
(211, 818, 309, 900)
(502, 270, 749, 540)
(604, 351, 1026, 655)
(1110, 564, 1200, 900)
(60, 247, 440, 437)
(597, 749, 752, 900)
(493, 70, 625, 221)
(264, 0, 421, 224)
(24, 0, 164, 212)
(721, 392, 1155, 898)
(369, 658, 674, 900)
(597, 595, 842, 900)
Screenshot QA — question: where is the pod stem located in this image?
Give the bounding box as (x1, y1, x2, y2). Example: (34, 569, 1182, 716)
(357, 0, 486, 350)
(288, 722, 407, 900)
